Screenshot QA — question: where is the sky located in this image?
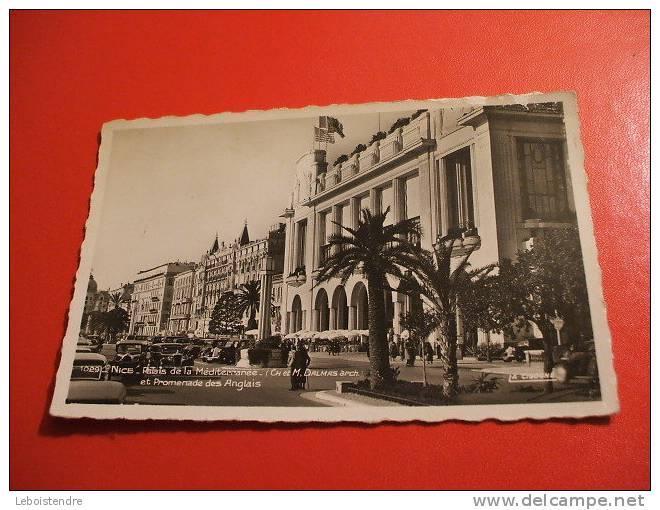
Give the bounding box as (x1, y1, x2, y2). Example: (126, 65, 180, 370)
(90, 109, 415, 290)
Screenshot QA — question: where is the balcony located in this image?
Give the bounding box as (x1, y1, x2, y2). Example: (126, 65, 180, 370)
(438, 227, 481, 257)
(358, 143, 379, 172)
(309, 111, 432, 202)
(379, 128, 403, 160)
(286, 266, 307, 287)
(320, 244, 332, 265)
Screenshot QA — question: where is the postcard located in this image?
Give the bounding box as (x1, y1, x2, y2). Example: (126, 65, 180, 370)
(50, 92, 619, 422)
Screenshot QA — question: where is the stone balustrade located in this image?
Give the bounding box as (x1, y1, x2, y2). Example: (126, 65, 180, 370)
(314, 111, 431, 197)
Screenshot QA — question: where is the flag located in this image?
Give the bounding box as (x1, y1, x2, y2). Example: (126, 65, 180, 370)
(314, 126, 334, 144)
(319, 116, 345, 138)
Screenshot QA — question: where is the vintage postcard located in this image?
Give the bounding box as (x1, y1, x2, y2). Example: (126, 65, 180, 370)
(50, 92, 619, 422)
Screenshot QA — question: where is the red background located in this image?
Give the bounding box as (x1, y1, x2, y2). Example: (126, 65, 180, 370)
(10, 11, 650, 490)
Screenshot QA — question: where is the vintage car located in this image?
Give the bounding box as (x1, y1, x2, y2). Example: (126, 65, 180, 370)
(77, 336, 103, 354)
(554, 341, 598, 384)
(201, 340, 239, 365)
(150, 341, 195, 367)
(66, 352, 127, 404)
(108, 340, 151, 381)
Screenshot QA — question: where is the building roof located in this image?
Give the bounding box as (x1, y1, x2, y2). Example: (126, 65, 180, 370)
(239, 222, 250, 246)
(87, 274, 98, 293)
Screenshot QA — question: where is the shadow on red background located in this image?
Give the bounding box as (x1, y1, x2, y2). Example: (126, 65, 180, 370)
(10, 10, 649, 490)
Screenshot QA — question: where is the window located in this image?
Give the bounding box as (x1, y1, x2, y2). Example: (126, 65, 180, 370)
(296, 220, 307, 270)
(378, 185, 394, 224)
(517, 139, 568, 221)
(444, 147, 474, 232)
(356, 194, 370, 220)
(403, 174, 420, 220)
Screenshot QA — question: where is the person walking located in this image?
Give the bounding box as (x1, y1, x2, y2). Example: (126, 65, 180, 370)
(289, 343, 311, 390)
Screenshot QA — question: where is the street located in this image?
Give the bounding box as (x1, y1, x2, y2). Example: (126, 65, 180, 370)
(96, 344, 597, 407)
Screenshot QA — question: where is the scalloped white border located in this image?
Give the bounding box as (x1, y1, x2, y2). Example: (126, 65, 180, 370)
(49, 91, 619, 422)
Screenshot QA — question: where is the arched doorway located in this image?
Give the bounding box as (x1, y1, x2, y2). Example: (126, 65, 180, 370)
(332, 286, 349, 330)
(350, 282, 369, 330)
(291, 294, 303, 332)
(314, 288, 330, 331)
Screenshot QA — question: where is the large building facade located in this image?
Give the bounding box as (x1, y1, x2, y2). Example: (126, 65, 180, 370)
(168, 268, 197, 334)
(279, 104, 575, 349)
(191, 223, 286, 336)
(128, 262, 196, 336)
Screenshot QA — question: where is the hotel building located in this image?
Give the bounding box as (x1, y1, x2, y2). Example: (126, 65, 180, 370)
(191, 223, 285, 336)
(168, 268, 197, 334)
(128, 262, 196, 336)
(279, 103, 575, 349)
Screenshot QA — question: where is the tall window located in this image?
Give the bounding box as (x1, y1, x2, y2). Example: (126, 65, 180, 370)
(378, 185, 394, 225)
(403, 174, 420, 220)
(444, 147, 475, 232)
(296, 220, 307, 270)
(517, 139, 568, 220)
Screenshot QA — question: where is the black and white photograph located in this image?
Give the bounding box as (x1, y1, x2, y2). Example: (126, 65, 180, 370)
(50, 92, 618, 422)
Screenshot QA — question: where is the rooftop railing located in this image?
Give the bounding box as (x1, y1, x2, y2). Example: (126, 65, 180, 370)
(314, 111, 430, 196)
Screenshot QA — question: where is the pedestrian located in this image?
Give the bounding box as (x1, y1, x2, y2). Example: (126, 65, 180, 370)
(389, 339, 398, 361)
(289, 343, 311, 390)
(281, 341, 291, 368)
(424, 340, 434, 363)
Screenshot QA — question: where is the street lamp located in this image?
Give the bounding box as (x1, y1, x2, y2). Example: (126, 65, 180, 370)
(549, 315, 565, 346)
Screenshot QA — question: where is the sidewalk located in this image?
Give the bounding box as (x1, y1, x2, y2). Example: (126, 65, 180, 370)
(309, 350, 545, 377)
(300, 389, 401, 407)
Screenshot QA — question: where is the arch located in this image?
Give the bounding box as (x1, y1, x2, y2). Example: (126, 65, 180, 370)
(350, 281, 369, 330)
(314, 288, 330, 331)
(331, 285, 349, 330)
(291, 294, 303, 332)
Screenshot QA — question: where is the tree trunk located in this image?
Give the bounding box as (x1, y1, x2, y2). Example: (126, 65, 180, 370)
(439, 317, 459, 399)
(366, 273, 391, 388)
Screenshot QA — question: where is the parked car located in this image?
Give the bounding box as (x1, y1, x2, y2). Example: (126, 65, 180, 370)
(77, 336, 103, 353)
(554, 341, 598, 383)
(67, 353, 127, 404)
(151, 341, 195, 368)
(108, 340, 151, 381)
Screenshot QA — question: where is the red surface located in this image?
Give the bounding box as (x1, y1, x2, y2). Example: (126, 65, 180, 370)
(10, 11, 650, 490)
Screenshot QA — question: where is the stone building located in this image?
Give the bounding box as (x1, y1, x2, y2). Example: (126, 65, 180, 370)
(128, 262, 196, 337)
(191, 223, 285, 336)
(168, 267, 196, 334)
(279, 103, 575, 349)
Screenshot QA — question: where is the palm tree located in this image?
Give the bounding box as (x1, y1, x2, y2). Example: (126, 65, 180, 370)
(109, 291, 125, 310)
(235, 280, 261, 330)
(401, 233, 494, 398)
(316, 207, 423, 387)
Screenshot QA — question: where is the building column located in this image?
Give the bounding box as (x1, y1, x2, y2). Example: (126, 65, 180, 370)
(369, 188, 379, 214)
(393, 298, 403, 334)
(329, 307, 337, 330)
(312, 309, 320, 331)
(285, 311, 292, 334)
(257, 259, 274, 341)
(348, 306, 357, 330)
(417, 153, 434, 250)
(392, 177, 404, 223)
(350, 197, 360, 229)
(314, 212, 323, 269)
(438, 157, 449, 237)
